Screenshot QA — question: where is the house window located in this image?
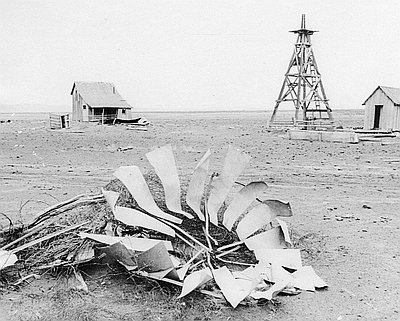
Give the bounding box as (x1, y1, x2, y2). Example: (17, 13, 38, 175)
(122, 109, 126, 114)
(83, 105, 87, 110)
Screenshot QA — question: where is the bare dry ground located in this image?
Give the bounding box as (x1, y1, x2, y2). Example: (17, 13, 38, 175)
(0, 110, 399, 321)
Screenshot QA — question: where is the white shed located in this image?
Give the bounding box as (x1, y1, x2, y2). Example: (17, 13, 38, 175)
(362, 86, 400, 131)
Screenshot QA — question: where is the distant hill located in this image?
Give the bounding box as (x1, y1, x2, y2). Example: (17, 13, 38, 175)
(0, 104, 70, 113)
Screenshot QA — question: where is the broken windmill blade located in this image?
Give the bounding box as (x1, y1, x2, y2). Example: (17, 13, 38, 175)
(129, 142, 323, 305)
(207, 146, 252, 226)
(113, 166, 183, 224)
(185, 149, 212, 221)
(223, 182, 268, 231)
(136, 242, 178, 277)
(79, 233, 174, 252)
(269, 14, 334, 129)
(102, 187, 210, 251)
(102, 189, 119, 214)
(178, 267, 213, 298)
(235, 203, 275, 240)
(243, 224, 288, 251)
(145, 144, 193, 219)
(234, 181, 293, 215)
(109, 144, 296, 257)
(1, 143, 328, 309)
(212, 266, 257, 308)
(114, 206, 176, 237)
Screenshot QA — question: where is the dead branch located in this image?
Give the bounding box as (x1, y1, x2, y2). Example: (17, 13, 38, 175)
(0, 212, 13, 230)
(27, 193, 104, 228)
(0, 222, 48, 250)
(12, 274, 40, 286)
(11, 221, 90, 254)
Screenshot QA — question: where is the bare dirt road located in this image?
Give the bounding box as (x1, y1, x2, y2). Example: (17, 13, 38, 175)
(0, 110, 399, 320)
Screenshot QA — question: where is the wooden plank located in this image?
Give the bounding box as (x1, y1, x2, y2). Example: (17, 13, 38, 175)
(288, 130, 359, 143)
(304, 109, 329, 112)
(270, 121, 294, 125)
(355, 129, 393, 134)
(359, 133, 396, 138)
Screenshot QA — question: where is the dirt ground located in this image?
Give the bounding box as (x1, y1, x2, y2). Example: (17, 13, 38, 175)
(0, 110, 399, 321)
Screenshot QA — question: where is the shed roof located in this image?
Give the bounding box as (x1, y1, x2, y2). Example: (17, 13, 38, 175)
(71, 82, 132, 109)
(363, 86, 400, 106)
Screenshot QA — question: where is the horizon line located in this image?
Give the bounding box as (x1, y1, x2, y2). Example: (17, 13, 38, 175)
(0, 108, 364, 115)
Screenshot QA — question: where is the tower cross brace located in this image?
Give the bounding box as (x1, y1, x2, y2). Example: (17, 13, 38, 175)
(269, 14, 333, 126)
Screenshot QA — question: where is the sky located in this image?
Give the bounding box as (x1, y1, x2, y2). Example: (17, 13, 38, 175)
(1, 0, 399, 111)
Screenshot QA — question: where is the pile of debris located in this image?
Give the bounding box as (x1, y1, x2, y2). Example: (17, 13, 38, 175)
(104, 117, 150, 131)
(0, 145, 327, 308)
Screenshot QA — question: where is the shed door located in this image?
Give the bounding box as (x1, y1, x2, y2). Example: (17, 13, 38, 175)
(61, 116, 66, 128)
(373, 105, 383, 129)
(82, 105, 89, 121)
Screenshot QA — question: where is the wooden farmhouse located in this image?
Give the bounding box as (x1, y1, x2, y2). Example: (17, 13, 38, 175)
(71, 81, 132, 122)
(363, 86, 400, 131)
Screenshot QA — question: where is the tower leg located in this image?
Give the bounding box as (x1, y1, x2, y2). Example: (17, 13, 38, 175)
(269, 102, 280, 123)
(294, 107, 300, 123)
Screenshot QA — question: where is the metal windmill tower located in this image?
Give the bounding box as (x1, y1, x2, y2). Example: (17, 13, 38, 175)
(269, 14, 333, 126)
